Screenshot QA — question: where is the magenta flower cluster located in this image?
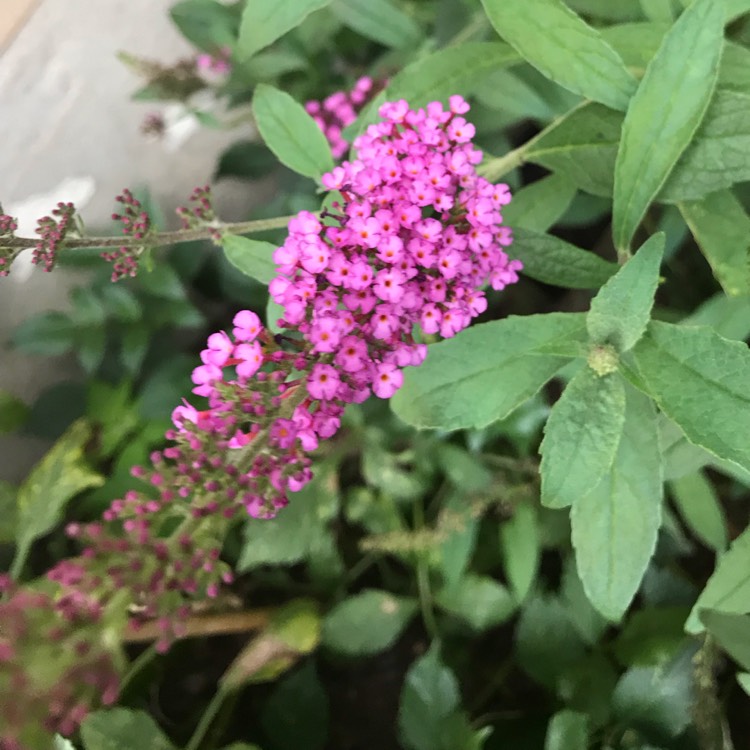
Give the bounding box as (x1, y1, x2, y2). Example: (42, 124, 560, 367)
(305, 76, 381, 159)
(0, 213, 19, 277)
(105, 188, 152, 281)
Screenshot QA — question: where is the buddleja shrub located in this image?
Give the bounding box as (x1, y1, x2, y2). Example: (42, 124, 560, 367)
(1, 0, 750, 748)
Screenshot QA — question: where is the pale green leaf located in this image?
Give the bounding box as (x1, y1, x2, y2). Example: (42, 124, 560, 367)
(474, 66, 557, 123)
(571, 385, 662, 621)
(631, 321, 750, 473)
(391, 313, 588, 430)
(545, 710, 589, 750)
(502, 174, 577, 233)
(510, 228, 618, 289)
(700, 610, 750, 670)
(436, 574, 517, 631)
(566, 0, 643, 21)
(669, 471, 728, 552)
(683, 293, 750, 341)
(322, 590, 417, 655)
(238, 0, 333, 60)
(12, 420, 104, 577)
(331, 0, 421, 48)
(739, 672, 750, 696)
(678, 0, 750, 22)
(662, 91, 750, 201)
(612, 0, 724, 252)
(480, 0, 636, 110)
(222, 234, 277, 284)
(253, 84, 333, 179)
(686, 526, 750, 632)
(541, 369, 627, 510)
(500, 502, 540, 602)
(0, 389, 29, 434)
(81, 709, 173, 750)
(587, 233, 664, 352)
(678, 189, 750, 297)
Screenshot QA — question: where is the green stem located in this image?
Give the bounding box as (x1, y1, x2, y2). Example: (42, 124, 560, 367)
(413, 496, 439, 639)
(478, 100, 590, 182)
(3, 214, 295, 251)
(185, 684, 231, 750)
(119, 644, 158, 695)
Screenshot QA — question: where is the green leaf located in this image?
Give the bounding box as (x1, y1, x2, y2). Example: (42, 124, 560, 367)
(398, 644, 460, 750)
(238, 0, 333, 60)
(678, 189, 750, 297)
(253, 84, 334, 180)
(678, 0, 750, 22)
(439, 493, 480, 590)
(571, 384, 662, 621)
(587, 233, 664, 352)
(669, 471, 728, 552)
(386, 42, 519, 110)
(502, 174, 577, 233)
(474, 67, 559, 124)
(238, 471, 338, 570)
(700, 610, 750, 670)
(683, 293, 750, 341)
(566, 0, 643, 21)
(540, 369, 627, 510)
(11, 311, 76, 356)
(738, 672, 750, 696)
(500, 502, 540, 602)
(222, 234, 277, 284)
(612, 0, 724, 252)
(613, 607, 691, 667)
(331, 0, 421, 48)
(216, 140, 277, 181)
(515, 594, 588, 688)
(545, 711, 589, 750)
(480, 0, 636, 111)
(170, 0, 239, 52)
(686, 526, 750, 632)
(436, 574, 517, 631)
(561, 559, 609, 645)
(12, 420, 104, 578)
(0, 389, 29, 434)
(99, 284, 141, 323)
(631, 320, 750, 473)
(322, 590, 418, 655)
(391, 313, 588, 430)
(81, 708, 174, 750)
(261, 661, 329, 750)
(511, 228, 618, 289)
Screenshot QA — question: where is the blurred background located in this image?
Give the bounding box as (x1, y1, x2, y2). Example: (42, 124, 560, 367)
(0, 0, 262, 482)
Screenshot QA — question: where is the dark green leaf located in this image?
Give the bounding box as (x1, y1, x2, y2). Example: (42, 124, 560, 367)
(508, 228, 618, 288)
(631, 320, 750, 473)
(700, 610, 750, 670)
(322, 590, 418, 655)
(391, 313, 588, 430)
(678, 188, 750, 296)
(544, 711, 588, 750)
(238, 0, 333, 60)
(566, 0, 643, 21)
(612, 0, 724, 252)
(223, 234, 277, 284)
(0, 481, 16, 543)
(571, 385, 662, 621)
(480, 0, 636, 110)
(612, 647, 695, 741)
(331, 0, 421, 48)
(216, 140, 277, 181)
(669, 471, 728, 552)
(99, 284, 141, 323)
(238, 471, 338, 570)
(540, 369, 627, 510)
(11, 311, 76, 356)
(436, 574, 517, 631)
(439, 493, 480, 590)
(261, 662, 329, 750)
(398, 644, 460, 750)
(0, 389, 29, 434)
(686, 526, 750, 632)
(587, 233, 664, 352)
(253, 84, 334, 179)
(82, 708, 174, 750)
(500, 502, 540, 602)
(613, 607, 691, 667)
(502, 174, 577, 233)
(170, 0, 239, 52)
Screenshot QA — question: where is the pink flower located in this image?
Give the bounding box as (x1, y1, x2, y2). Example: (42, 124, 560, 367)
(373, 363, 403, 398)
(307, 364, 341, 400)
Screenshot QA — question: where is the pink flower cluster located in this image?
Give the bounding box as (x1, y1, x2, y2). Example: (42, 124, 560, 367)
(31, 201, 77, 272)
(0, 213, 19, 277)
(305, 76, 381, 159)
(105, 189, 151, 281)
